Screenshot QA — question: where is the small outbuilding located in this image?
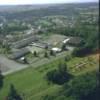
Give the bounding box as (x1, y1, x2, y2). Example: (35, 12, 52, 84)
(51, 47, 62, 53)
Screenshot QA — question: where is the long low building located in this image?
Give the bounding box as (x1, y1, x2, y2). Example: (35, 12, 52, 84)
(9, 48, 30, 60)
(30, 41, 52, 49)
(63, 37, 83, 46)
(67, 37, 83, 46)
(11, 36, 39, 49)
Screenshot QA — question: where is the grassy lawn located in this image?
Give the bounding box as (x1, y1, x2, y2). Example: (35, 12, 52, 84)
(0, 58, 62, 100)
(0, 53, 98, 100)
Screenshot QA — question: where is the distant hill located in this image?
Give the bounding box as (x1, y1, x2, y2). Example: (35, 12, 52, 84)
(0, 3, 98, 20)
(0, 4, 60, 13)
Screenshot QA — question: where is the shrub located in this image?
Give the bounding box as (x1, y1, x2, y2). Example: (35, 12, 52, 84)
(7, 84, 22, 100)
(46, 62, 72, 85)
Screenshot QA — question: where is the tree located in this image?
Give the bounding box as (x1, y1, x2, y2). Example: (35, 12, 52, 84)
(33, 51, 38, 57)
(23, 58, 28, 64)
(72, 46, 92, 57)
(7, 84, 22, 100)
(42, 95, 54, 100)
(64, 72, 99, 100)
(0, 70, 4, 89)
(50, 50, 55, 56)
(44, 52, 49, 58)
(62, 44, 66, 51)
(46, 62, 72, 85)
(45, 45, 49, 50)
(58, 62, 67, 74)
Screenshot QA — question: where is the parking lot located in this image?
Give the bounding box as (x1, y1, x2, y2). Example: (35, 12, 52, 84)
(0, 55, 28, 75)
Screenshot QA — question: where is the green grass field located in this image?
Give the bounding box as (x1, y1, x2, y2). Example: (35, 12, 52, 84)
(0, 53, 98, 100)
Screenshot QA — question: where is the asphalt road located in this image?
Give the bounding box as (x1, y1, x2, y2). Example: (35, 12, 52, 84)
(0, 55, 28, 75)
(0, 51, 70, 75)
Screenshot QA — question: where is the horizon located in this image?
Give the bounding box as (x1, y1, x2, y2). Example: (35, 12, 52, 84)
(0, 0, 99, 5)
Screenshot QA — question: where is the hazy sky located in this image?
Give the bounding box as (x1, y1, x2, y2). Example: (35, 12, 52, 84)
(0, 0, 98, 5)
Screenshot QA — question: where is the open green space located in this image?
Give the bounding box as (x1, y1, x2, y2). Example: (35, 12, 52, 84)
(0, 53, 98, 100)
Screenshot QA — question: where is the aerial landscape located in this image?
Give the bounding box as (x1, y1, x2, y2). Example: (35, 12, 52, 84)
(0, 0, 99, 100)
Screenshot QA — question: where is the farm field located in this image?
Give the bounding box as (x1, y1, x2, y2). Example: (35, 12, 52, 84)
(0, 53, 99, 100)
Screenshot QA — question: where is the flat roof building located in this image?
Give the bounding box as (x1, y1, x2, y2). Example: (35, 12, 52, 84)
(11, 36, 39, 49)
(9, 48, 29, 60)
(63, 37, 83, 46)
(51, 47, 62, 53)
